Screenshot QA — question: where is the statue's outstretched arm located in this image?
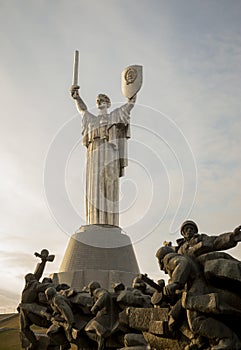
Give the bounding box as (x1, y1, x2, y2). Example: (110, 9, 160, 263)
(70, 85, 87, 113)
(128, 94, 136, 104)
(125, 94, 137, 113)
(33, 249, 55, 281)
(33, 261, 46, 281)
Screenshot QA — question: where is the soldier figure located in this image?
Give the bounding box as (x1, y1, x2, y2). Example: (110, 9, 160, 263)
(45, 287, 75, 350)
(85, 287, 119, 350)
(176, 220, 241, 257)
(156, 246, 241, 350)
(18, 249, 55, 350)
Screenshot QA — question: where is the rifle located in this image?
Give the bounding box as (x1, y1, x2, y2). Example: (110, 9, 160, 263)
(138, 274, 164, 293)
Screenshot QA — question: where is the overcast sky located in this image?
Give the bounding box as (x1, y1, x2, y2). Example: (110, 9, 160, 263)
(1, 0, 241, 312)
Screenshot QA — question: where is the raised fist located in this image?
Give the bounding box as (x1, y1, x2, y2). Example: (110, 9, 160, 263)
(70, 85, 80, 99)
(233, 225, 241, 242)
(128, 94, 136, 103)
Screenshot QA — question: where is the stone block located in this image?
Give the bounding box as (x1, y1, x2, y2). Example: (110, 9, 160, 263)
(120, 347, 148, 350)
(128, 307, 169, 331)
(124, 333, 147, 346)
(148, 320, 168, 335)
(143, 332, 187, 350)
(204, 258, 241, 288)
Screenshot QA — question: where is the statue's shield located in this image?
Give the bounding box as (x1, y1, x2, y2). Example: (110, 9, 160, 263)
(121, 65, 143, 98)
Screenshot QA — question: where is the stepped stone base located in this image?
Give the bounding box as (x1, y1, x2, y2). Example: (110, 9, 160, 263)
(51, 224, 140, 290)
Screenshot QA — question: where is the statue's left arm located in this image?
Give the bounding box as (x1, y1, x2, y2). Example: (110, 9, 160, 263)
(110, 94, 137, 126)
(211, 225, 241, 251)
(33, 249, 55, 281)
(126, 94, 136, 113)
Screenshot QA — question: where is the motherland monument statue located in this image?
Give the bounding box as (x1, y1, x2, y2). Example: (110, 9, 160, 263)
(51, 52, 142, 289)
(70, 51, 142, 226)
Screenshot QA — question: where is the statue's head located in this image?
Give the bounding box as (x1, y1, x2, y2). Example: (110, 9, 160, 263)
(45, 287, 56, 300)
(42, 277, 53, 284)
(87, 281, 101, 296)
(92, 288, 102, 299)
(113, 282, 125, 293)
(25, 273, 36, 283)
(180, 220, 198, 240)
(96, 94, 111, 109)
(56, 283, 70, 292)
(155, 246, 174, 271)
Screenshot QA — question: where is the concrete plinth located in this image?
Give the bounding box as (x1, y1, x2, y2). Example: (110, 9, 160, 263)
(51, 224, 139, 290)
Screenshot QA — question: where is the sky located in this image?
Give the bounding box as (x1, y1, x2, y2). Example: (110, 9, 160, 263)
(1, 0, 241, 312)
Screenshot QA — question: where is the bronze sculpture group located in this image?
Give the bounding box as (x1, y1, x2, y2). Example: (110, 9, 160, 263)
(18, 221, 241, 350)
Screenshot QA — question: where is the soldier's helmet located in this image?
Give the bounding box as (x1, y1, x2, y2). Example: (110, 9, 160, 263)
(113, 282, 125, 293)
(42, 277, 53, 284)
(88, 281, 101, 295)
(45, 287, 56, 300)
(155, 246, 174, 261)
(180, 220, 198, 235)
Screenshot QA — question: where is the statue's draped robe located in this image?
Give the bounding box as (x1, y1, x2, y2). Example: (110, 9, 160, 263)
(81, 103, 133, 226)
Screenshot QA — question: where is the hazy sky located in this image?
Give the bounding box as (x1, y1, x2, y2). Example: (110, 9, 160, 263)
(1, 0, 241, 312)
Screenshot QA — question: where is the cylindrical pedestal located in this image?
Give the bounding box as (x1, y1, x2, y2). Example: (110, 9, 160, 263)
(51, 224, 140, 290)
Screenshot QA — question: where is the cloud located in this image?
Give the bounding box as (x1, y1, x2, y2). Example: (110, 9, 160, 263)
(0, 289, 19, 313)
(0, 250, 33, 269)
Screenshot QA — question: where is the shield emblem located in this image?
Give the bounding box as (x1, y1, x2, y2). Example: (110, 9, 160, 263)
(121, 65, 143, 99)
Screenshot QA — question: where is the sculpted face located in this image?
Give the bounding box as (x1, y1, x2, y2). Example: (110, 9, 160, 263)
(96, 94, 111, 110)
(96, 98, 108, 109)
(158, 259, 164, 271)
(182, 224, 196, 240)
(156, 246, 173, 273)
